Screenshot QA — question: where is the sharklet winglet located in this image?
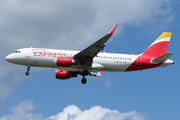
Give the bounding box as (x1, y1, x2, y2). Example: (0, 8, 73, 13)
(108, 24, 118, 35)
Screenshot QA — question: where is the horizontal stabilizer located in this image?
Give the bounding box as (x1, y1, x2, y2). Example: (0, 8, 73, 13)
(152, 53, 173, 63)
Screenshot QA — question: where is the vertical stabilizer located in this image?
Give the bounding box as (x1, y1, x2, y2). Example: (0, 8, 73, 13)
(142, 32, 172, 58)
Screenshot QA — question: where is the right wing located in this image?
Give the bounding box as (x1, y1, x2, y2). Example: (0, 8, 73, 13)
(74, 24, 118, 59)
(74, 24, 118, 68)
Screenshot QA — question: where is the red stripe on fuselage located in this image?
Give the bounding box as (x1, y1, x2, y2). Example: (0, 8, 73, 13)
(125, 55, 162, 71)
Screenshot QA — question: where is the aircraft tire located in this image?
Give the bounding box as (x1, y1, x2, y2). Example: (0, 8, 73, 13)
(81, 78, 87, 84)
(25, 71, 29, 76)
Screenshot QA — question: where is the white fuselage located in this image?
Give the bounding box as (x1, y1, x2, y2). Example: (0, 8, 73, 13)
(6, 48, 139, 72)
(6, 48, 173, 73)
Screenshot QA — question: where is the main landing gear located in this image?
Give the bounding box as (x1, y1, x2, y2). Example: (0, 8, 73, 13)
(81, 77, 87, 84)
(25, 65, 30, 76)
(81, 69, 88, 84)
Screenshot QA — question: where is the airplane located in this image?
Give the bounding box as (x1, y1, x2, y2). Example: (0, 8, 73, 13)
(6, 24, 174, 84)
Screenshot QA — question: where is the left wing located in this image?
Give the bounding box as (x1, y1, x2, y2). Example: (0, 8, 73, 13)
(90, 71, 104, 77)
(74, 24, 118, 68)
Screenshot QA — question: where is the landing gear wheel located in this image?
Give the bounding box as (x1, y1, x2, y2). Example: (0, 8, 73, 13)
(83, 69, 88, 76)
(81, 77, 87, 84)
(25, 65, 30, 76)
(25, 71, 29, 76)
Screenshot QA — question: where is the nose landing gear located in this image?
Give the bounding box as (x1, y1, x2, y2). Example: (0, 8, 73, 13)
(25, 65, 30, 76)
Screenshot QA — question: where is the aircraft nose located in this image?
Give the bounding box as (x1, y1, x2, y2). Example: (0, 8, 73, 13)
(6, 54, 13, 62)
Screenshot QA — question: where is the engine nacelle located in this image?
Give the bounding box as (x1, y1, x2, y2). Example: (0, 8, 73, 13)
(56, 69, 77, 80)
(56, 57, 73, 67)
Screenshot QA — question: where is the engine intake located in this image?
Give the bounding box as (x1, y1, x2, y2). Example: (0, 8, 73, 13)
(56, 69, 77, 80)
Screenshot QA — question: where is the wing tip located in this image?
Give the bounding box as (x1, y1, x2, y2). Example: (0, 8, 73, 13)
(108, 24, 118, 35)
(98, 71, 103, 76)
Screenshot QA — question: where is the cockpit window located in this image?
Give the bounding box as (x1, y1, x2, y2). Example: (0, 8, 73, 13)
(15, 51, 20, 53)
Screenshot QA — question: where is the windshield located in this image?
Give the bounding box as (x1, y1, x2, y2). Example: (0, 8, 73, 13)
(15, 51, 20, 53)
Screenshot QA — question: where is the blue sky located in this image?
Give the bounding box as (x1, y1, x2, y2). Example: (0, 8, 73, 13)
(0, 0, 179, 120)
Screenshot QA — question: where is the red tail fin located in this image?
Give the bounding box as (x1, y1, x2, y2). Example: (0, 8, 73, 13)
(142, 32, 172, 58)
(125, 32, 172, 72)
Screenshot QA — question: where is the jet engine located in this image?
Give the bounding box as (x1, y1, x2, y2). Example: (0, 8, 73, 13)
(56, 69, 77, 80)
(56, 57, 73, 67)
(56, 57, 79, 67)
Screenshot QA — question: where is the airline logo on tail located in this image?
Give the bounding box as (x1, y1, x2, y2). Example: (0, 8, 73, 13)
(143, 32, 172, 57)
(126, 32, 173, 71)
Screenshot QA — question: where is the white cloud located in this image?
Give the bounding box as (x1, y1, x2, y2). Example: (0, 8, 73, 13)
(0, 0, 173, 100)
(0, 64, 23, 100)
(0, 100, 146, 120)
(10, 100, 35, 116)
(0, 0, 173, 50)
(0, 100, 42, 120)
(48, 105, 146, 120)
